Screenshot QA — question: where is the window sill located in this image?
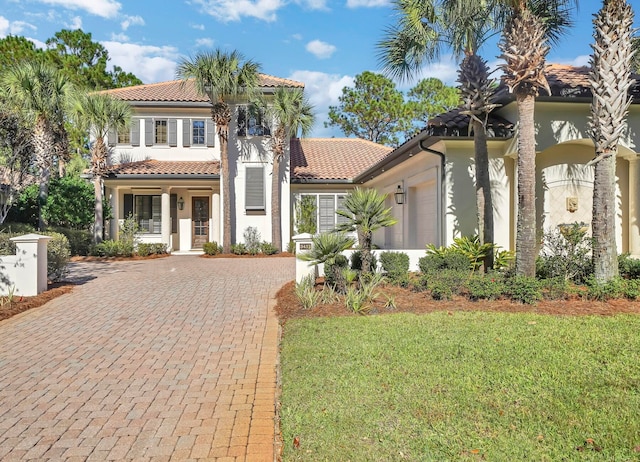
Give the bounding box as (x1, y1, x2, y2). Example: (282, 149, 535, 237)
(245, 210, 266, 216)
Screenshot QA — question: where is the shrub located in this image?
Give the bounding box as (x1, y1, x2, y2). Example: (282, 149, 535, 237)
(203, 241, 221, 255)
(294, 275, 322, 310)
(419, 250, 469, 274)
(504, 276, 543, 304)
(261, 241, 278, 255)
(0, 233, 15, 255)
(618, 253, 640, 279)
(48, 227, 92, 256)
(136, 243, 168, 257)
(537, 223, 592, 283)
(429, 279, 454, 300)
(379, 251, 410, 279)
(231, 243, 247, 255)
(243, 226, 261, 255)
(0, 222, 36, 234)
(295, 195, 317, 234)
(344, 285, 371, 313)
(286, 240, 296, 254)
(623, 279, 640, 300)
(422, 269, 468, 300)
(466, 273, 505, 301)
(46, 232, 71, 281)
(586, 277, 625, 301)
(350, 250, 377, 273)
(325, 254, 349, 292)
(450, 235, 494, 272)
(541, 277, 574, 300)
(90, 239, 134, 257)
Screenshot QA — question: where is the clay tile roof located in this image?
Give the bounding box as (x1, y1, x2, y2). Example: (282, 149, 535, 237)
(100, 74, 304, 102)
(290, 138, 393, 181)
(427, 108, 515, 138)
(104, 160, 220, 176)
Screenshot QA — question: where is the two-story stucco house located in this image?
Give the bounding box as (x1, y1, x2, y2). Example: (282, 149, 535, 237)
(100, 76, 392, 253)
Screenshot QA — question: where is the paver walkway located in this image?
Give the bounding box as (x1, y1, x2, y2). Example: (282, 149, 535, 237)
(0, 256, 295, 461)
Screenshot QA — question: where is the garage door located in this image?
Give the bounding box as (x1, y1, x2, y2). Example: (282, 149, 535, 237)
(409, 180, 437, 248)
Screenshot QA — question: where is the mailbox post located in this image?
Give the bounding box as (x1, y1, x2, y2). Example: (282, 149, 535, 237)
(292, 233, 316, 283)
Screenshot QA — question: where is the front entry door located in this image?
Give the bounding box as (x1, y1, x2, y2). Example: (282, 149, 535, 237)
(192, 197, 209, 248)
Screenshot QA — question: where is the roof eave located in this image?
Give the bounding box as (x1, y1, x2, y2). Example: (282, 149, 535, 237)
(291, 178, 355, 184)
(105, 173, 220, 180)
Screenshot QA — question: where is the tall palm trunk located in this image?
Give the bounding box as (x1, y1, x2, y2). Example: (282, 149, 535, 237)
(499, 9, 550, 277)
(34, 117, 54, 231)
(92, 137, 108, 244)
(514, 93, 537, 277)
(271, 126, 286, 252)
(458, 53, 495, 270)
(589, 0, 634, 282)
(214, 102, 232, 253)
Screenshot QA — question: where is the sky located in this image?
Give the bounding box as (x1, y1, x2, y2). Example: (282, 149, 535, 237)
(0, 0, 635, 137)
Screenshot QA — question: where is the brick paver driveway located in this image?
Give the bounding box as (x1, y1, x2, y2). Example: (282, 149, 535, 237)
(0, 256, 294, 461)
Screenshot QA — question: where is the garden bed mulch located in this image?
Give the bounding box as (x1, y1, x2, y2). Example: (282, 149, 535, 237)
(201, 252, 295, 259)
(274, 280, 640, 323)
(71, 253, 171, 262)
(0, 283, 75, 322)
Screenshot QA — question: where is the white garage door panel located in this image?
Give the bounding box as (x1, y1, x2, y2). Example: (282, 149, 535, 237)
(410, 180, 437, 248)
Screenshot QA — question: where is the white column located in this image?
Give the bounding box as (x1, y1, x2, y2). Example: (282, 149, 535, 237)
(629, 158, 640, 257)
(212, 192, 220, 244)
(293, 233, 316, 282)
(9, 234, 51, 295)
(161, 189, 171, 247)
(109, 187, 118, 240)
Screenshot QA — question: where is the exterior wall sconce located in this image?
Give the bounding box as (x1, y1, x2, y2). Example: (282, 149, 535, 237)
(394, 185, 405, 205)
(177, 197, 185, 210)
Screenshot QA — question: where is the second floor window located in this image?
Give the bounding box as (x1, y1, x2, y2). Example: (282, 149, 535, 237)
(192, 120, 205, 145)
(117, 128, 130, 145)
(155, 119, 168, 144)
(237, 105, 270, 137)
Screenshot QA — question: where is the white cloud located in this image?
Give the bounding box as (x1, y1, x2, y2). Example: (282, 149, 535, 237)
(291, 33, 302, 41)
(395, 55, 460, 88)
(295, 0, 328, 9)
(306, 39, 336, 59)
(190, 0, 285, 22)
(191, 23, 205, 30)
(196, 38, 214, 48)
(101, 41, 180, 83)
(288, 70, 354, 137)
(121, 15, 144, 31)
(36, 0, 121, 18)
(0, 16, 37, 36)
(67, 15, 82, 29)
(557, 54, 590, 67)
(27, 37, 47, 49)
(110, 32, 129, 41)
(346, 0, 390, 7)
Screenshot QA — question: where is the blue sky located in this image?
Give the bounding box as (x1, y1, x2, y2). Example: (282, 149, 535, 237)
(0, 0, 634, 137)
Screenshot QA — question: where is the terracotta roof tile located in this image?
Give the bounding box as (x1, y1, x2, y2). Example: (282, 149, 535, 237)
(100, 74, 304, 102)
(291, 138, 392, 181)
(427, 108, 515, 137)
(105, 160, 220, 176)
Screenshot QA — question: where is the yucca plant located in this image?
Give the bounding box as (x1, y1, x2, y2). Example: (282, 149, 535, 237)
(588, 0, 634, 283)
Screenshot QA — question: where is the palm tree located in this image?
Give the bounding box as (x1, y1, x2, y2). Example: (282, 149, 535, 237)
(297, 231, 355, 293)
(378, 0, 500, 269)
(1, 60, 72, 230)
(588, 0, 634, 282)
(176, 50, 261, 253)
(266, 87, 315, 251)
(70, 92, 131, 244)
(497, 0, 577, 276)
(334, 187, 398, 275)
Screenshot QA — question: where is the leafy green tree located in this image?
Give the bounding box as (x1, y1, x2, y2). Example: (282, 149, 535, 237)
(405, 77, 460, 134)
(0, 35, 43, 69)
(335, 187, 398, 275)
(8, 174, 94, 229)
(588, 0, 634, 282)
(265, 87, 315, 251)
(1, 61, 74, 230)
(176, 49, 261, 253)
(44, 29, 142, 90)
(70, 92, 131, 243)
(326, 71, 411, 146)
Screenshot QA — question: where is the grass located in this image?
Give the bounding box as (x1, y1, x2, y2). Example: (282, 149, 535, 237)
(279, 312, 640, 461)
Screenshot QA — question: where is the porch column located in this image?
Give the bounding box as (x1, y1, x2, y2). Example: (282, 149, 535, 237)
(212, 192, 220, 244)
(629, 157, 640, 257)
(109, 188, 119, 240)
(161, 188, 171, 247)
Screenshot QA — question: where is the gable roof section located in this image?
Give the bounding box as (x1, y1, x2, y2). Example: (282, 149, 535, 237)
(291, 138, 393, 183)
(104, 160, 220, 179)
(100, 75, 304, 103)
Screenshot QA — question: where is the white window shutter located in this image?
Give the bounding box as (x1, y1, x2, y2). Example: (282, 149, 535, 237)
(131, 121, 140, 146)
(206, 119, 215, 147)
(183, 119, 191, 147)
(168, 119, 177, 146)
(145, 119, 153, 146)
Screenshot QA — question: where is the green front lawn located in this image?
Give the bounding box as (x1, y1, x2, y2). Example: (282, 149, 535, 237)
(279, 312, 640, 461)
